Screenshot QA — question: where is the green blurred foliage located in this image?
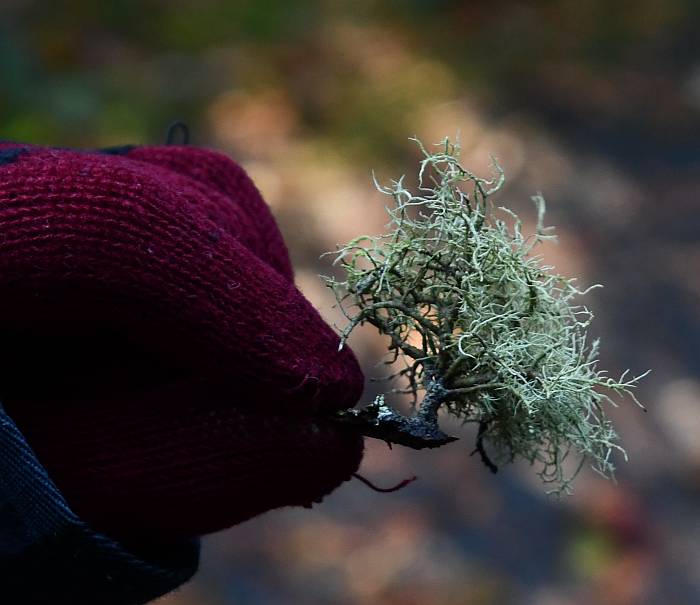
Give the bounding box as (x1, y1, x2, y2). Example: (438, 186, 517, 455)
(2, 0, 698, 161)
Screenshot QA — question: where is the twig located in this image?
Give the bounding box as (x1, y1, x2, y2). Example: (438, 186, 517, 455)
(470, 421, 498, 474)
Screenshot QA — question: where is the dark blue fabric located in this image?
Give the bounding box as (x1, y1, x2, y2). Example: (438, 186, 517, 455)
(0, 404, 200, 604)
(0, 148, 28, 165)
(97, 144, 137, 155)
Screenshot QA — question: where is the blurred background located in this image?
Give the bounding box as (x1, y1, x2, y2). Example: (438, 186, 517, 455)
(2, 1, 700, 603)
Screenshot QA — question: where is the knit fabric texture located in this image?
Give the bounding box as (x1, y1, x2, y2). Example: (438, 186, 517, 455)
(0, 141, 365, 603)
(0, 403, 200, 605)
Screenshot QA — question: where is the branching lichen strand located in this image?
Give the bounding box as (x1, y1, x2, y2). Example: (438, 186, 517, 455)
(323, 136, 648, 493)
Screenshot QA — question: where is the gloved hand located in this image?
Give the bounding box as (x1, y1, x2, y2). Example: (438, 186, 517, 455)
(0, 141, 365, 603)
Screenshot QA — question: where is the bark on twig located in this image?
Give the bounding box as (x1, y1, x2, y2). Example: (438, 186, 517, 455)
(332, 378, 458, 450)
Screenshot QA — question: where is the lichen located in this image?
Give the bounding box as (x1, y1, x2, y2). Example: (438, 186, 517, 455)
(323, 136, 648, 493)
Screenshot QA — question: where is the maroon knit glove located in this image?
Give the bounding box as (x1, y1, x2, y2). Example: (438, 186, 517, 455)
(0, 142, 364, 540)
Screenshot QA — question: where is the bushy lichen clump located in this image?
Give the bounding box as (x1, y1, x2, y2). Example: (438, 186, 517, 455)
(324, 137, 647, 491)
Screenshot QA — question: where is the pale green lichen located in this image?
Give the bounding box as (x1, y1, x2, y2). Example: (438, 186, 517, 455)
(323, 136, 648, 492)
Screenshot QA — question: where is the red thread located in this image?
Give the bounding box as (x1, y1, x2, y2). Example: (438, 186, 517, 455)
(352, 472, 417, 493)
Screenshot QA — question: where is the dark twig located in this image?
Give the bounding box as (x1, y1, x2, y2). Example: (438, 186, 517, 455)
(333, 397, 458, 450)
(470, 421, 498, 474)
